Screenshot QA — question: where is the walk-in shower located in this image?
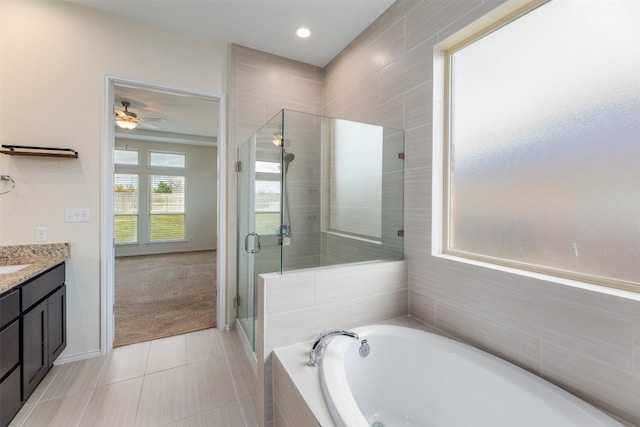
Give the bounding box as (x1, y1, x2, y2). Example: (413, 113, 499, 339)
(236, 110, 404, 349)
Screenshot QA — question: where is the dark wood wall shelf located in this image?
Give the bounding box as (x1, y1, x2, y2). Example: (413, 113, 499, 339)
(1, 145, 78, 159)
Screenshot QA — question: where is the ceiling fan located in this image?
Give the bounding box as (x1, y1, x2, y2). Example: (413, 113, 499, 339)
(114, 101, 165, 130)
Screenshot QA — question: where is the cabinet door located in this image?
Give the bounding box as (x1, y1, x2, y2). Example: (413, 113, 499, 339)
(22, 299, 48, 401)
(48, 285, 66, 365)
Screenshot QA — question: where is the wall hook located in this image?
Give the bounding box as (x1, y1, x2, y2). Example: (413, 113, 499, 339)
(0, 175, 15, 195)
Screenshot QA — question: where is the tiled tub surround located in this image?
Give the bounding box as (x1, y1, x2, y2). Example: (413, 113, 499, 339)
(272, 316, 633, 427)
(255, 260, 408, 427)
(0, 243, 70, 293)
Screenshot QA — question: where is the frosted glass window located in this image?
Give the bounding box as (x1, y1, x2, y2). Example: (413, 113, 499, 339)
(446, 0, 640, 289)
(329, 120, 383, 240)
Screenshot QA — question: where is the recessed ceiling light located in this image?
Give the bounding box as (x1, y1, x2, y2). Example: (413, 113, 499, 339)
(295, 27, 311, 39)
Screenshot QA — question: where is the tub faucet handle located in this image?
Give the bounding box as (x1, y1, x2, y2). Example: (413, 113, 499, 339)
(308, 329, 359, 367)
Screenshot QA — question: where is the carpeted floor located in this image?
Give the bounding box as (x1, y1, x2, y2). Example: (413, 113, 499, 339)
(114, 250, 216, 347)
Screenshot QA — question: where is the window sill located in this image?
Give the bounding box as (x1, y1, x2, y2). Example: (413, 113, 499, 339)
(432, 252, 640, 302)
(324, 230, 381, 245)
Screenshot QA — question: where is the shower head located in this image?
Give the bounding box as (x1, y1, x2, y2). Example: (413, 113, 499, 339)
(284, 152, 295, 174)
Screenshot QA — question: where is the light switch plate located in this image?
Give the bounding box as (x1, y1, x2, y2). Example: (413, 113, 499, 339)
(65, 208, 90, 222)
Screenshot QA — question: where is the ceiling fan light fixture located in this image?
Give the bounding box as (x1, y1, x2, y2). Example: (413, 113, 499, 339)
(116, 119, 138, 130)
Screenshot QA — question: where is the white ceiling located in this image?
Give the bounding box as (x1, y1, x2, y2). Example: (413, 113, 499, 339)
(68, 0, 395, 68)
(114, 85, 220, 145)
(86, 0, 395, 144)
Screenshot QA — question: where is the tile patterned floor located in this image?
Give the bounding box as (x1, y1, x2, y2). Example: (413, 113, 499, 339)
(9, 328, 257, 427)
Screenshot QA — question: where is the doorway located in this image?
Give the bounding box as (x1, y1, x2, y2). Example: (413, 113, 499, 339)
(101, 76, 227, 353)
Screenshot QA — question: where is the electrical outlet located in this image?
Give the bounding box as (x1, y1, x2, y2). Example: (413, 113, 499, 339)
(36, 227, 48, 242)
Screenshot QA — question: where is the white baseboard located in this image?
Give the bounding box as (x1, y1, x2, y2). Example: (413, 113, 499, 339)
(55, 349, 103, 365)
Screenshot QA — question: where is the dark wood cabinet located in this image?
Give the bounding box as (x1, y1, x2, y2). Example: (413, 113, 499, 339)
(48, 285, 66, 364)
(22, 299, 49, 401)
(0, 262, 66, 427)
(0, 289, 21, 427)
(0, 366, 21, 427)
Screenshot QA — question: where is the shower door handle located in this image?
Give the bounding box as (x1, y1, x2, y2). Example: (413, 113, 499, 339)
(244, 232, 261, 254)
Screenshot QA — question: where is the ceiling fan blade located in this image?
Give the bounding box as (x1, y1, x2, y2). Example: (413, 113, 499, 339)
(139, 117, 167, 122)
(137, 121, 159, 130)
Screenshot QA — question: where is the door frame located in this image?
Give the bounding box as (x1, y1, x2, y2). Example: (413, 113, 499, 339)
(100, 74, 227, 354)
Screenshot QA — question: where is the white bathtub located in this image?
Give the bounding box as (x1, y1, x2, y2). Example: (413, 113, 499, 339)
(320, 324, 622, 427)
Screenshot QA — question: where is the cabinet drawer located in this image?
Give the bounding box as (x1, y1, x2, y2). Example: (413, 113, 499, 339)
(0, 320, 19, 379)
(0, 290, 19, 330)
(22, 263, 65, 311)
(0, 365, 21, 427)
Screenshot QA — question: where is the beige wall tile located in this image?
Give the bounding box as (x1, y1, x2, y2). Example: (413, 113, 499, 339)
(266, 301, 354, 352)
(435, 300, 541, 373)
(408, 289, 435, 325)
(354, 289, 409, 325)
(541, 341, 640, 426)
(273, 356, 320, 427)
(314, 261, 407, 305)
(263, 271, 316, 314)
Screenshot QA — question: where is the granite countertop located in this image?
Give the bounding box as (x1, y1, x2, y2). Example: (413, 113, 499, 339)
(0, 243, 70, 294)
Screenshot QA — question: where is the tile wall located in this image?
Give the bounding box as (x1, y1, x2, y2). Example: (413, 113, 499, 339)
(322, 1, 640, 425)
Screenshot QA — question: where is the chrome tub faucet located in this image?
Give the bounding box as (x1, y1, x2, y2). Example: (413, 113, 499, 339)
(308, 330, 359, 367)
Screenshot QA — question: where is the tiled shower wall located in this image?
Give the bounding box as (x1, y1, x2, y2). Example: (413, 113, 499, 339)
(226, 44, 324, 327)
(322, 1, 640, 425)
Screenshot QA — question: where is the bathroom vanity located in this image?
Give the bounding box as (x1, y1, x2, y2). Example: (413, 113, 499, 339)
(0, 248, 67, 427)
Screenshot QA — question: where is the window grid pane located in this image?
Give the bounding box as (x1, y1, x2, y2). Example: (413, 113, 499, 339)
(149, 175, 185, 241)
(114, 215, 138, 244)
(114, 173, 139, 244)
(149, 214, 185, 241)
(114, 149, 138, 165)
(150, 151, 186, 168)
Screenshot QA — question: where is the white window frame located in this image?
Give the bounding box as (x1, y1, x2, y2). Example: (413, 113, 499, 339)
(432, 0, 640, 300)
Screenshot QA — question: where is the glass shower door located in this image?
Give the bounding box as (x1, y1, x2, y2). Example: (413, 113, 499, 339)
(237, 139, 256, 348)
(237, 124, 283, 351)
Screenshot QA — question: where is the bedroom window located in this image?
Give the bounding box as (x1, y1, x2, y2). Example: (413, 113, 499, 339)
(434, 0, 640, 292)
(114, 173, 139, 244)
(149, 175, 186, 242)
(255, 161, 281, 236)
